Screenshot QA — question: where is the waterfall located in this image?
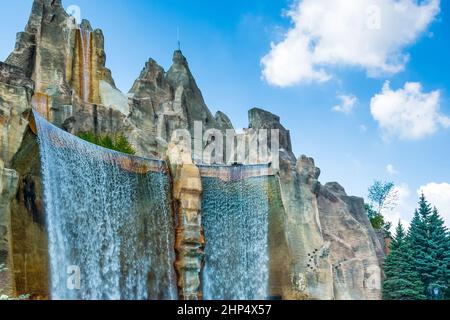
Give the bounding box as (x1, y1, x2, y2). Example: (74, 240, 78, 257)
(33, 111, 177, 300)
(79, 29, 91, 103)
(200, 165, 269, 300)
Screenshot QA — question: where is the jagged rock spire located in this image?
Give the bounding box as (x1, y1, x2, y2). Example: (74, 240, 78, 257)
(215, 111, 234, 131)
(80, 19, 93, 32)
(166, 50, 216, 129)
(129, 58, 170, 98)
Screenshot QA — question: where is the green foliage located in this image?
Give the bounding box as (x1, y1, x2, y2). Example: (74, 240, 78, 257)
(113, 134, 136, 155)
(365, 180, 397, 237)
(366, 203, 385, 229)
(407, 195, 450, 298)
(383, 222, 426, 300)
(368, 181, 398, 214)
(77, 131, 135, 155)
(371, 213, 387, 230)
(383, 194, 450, 300)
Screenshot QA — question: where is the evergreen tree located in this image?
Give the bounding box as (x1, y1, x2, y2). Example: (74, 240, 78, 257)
(427, 208, 450, 297)
(407, 195, 450, 299)
(383, 222, 426, 300)
(444, 229, 450, 299)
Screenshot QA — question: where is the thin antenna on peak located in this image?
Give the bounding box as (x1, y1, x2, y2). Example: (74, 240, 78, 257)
(177, 26, 181, 51)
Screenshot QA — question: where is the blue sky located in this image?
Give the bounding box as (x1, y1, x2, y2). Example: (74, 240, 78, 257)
(1, 0, 449, 226)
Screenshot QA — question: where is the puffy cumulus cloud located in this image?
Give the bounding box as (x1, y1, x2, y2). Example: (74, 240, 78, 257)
(332, 94, 358, 114)
(370, 81, 449, 140)
(261, 0, 440, 86)
(383, 182, 450, 231)
(386, 164, 399, 175)
(419, 183, 450, 227)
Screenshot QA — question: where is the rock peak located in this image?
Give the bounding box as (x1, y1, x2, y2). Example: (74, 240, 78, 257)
(324, 182, 347, 196)
(215, 111, 234, 130)
(80, 19, 93, 31)
(172, 50, 188, 66)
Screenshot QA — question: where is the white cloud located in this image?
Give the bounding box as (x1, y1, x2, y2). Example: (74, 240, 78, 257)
(419, 183, 450, 227)
(370, 81, 449, 140)
(383, 182, 450, 231)
(386, 164, 399, 175)
(261, 0, 440, 86)
(359, 124, 368, 132)
(332, 94, 358, 114)
(384, 183, 414, 230)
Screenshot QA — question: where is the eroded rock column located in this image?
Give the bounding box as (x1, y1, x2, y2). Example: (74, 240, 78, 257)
(0, 161, 19, 297)
(167, 140, 204, 300)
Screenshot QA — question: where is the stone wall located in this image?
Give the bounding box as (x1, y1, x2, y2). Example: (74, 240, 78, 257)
(10, 131, 49, 297)
(267, 176, 292, 299)
(0, 60, 48, 298)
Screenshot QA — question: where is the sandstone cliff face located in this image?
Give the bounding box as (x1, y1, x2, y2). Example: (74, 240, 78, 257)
(0, 60, 48, 297)
(0, 63, 34, 165)
(247, 109, 384, 300)
(318, 182, 384, 300)
(0, 0, 384, 300)
(248, 109, 333, 300)
(0, 62, 34, 296)
(10, 131, 48, 297)
(0, 162, 18, 296)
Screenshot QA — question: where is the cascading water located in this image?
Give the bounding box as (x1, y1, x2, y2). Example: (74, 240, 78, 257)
(79, 29, 91, 103)
(33, 111, 177, 300)
(200, 165, 269, 300)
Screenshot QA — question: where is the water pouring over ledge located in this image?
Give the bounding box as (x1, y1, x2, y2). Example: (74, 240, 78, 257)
(33, 111, 177, 300)
(199, 164, 270, 300)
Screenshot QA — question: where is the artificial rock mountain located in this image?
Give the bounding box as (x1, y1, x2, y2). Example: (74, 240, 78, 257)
(0, 0, 385, 300)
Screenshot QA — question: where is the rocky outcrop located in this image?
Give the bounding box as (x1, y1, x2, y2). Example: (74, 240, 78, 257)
(166, 51, 216, 132)
(215, 111, 234, 131)
(248, 109, 333, 300)
(7, 0, 72, 115)
(318, 182, 384, 300)
(9, 131, 48, 297)
(0, 63, 34, 165)
(128, 51, 226, 158)
(0, 61, 45, 297)
(247, 108, 383, 300)
(0, 0, 385, 300)
(266, 174, 294, 299)
(249, 108, 293, 158)
(167, 139, 204, 300)
(277, 154, 334, 299)
(128, 58, 181, 156)
(0, 162, 19, 297)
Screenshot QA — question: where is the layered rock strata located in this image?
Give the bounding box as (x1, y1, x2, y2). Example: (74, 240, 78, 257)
(167, 141, 204, 300)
